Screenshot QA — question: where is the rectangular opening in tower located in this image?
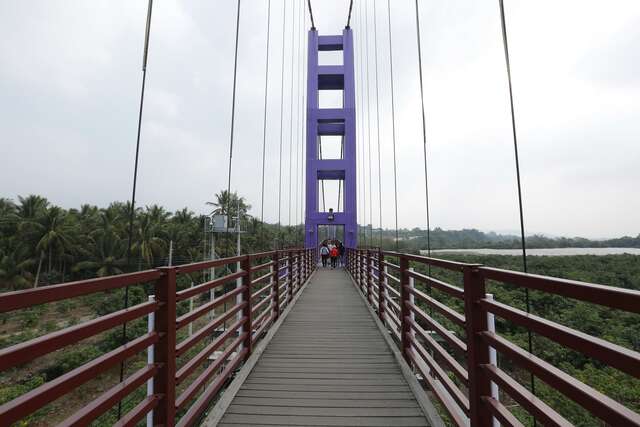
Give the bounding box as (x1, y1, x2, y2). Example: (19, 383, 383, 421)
(317, 178, 344, 213)
(318, 224, 344, 244)
(318, 135, 343, 159)
(318, 50, 343, 66)
(318, 89, 344, 109)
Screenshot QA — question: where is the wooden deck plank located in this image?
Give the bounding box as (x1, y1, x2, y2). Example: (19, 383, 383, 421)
(216, 269, 431, 426)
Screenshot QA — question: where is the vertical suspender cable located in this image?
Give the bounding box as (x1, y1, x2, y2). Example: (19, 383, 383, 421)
(364, 0, 374, 246)
(372, 0, 383, 247)
(260, 0, 273, 224)
(386, 0, 399, 251)
(288, 0, 296, 232)
(413, 0, 431, 260)
(498, 0, 535, 404)
(294, 0, 300, 234)
(355, 1, 363, 245)
(118, 0, 153, 419)
(277, 0, 287, 248)
(296, 0, 304, 244)
(225, 0, 242, 255)
(358, 0, 368, 247)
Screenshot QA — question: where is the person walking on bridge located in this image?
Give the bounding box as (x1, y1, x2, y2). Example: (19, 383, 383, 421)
(320, 243, 329, 267)
(330, 244, 339, 268)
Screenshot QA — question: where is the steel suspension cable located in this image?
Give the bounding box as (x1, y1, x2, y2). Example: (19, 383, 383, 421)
(364, 0, 374, 246)
(296, 0, 304, 236)
(372, 0, 383, 246)
(225, 0, 242, 254)
(260, 0, 273, 224)
(355, 1, 363, 245)
(386, 0, 399, 250)
(294, 0, 300, 231)
(277, 0, 287, 248)
(413, 0, 431, 259)
(117, 0, 153, 419)
(346, 0, 355, 28)
(498, 0, 535, 404)
(306, 0, 316, 30)
(300, 2, 307, 245)
(300, 0, 307, 247)
(288, 0, 296, 231)
(358, 0, 368, 247)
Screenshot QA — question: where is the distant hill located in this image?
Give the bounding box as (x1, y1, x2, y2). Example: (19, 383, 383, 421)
(361, 226, 640, 250)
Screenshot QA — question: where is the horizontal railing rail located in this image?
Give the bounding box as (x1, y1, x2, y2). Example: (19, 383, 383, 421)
(347, 248, 640, 427)
(0, 247, 316, 426)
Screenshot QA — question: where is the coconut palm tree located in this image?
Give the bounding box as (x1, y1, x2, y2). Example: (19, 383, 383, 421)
(0, 250, 34, 290)
(74, 231, 127, 277)
(206, 190, 251, 220)
(132, 214, 166, 268)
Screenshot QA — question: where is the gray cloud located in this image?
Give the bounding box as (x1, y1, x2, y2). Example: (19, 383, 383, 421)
(0, 0, 638, 239)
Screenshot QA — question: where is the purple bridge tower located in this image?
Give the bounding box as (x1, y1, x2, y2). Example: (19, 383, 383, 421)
(305, 28, 358, 249)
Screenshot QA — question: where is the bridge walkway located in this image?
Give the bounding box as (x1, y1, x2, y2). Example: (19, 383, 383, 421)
(215, 268, 432, 426)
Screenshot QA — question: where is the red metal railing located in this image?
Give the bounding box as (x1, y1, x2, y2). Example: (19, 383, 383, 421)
(347, 248, 640, 427)
(0, 248, 316, 426)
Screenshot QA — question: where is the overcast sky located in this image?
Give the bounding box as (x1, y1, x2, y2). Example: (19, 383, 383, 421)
(1, 1, 638, 239)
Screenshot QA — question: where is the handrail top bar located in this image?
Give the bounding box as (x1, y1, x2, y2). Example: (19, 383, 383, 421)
(0, 269, 161, 313)
(176, 255, 246, 274)
(248, 251, 276, 260)
(479, 266, 640, 313)
(380, 251, 480, 272)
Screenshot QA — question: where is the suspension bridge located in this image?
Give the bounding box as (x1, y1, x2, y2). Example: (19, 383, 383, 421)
(0, 1, 639, 427)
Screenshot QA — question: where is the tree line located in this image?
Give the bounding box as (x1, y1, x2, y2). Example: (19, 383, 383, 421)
(0, 193, 303, 292)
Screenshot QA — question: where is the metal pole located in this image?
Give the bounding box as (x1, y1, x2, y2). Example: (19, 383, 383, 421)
(168, 240, 173, 266)
(236, 196, 243, 342)
(188, 282, 194, 337)
(146, 295, 155, 427)
(487, 293, 499, 427)
(210, 232, 216, 321)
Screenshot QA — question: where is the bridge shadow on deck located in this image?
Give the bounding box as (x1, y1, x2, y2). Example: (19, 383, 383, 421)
(217, 268, 430, 426)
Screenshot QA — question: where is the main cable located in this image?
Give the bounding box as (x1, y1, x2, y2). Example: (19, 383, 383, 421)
(386, 0, 399, 250)
(260, 0, 273, 224)
(307, 0, 316, 30)
(498, 0, 535, 405)
(413, 0, 431, 260)
(346, 0, 355, 28)
(118, 0, 153, 419)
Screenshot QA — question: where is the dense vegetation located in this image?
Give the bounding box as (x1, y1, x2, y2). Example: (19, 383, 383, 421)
(0, 194, 638, 425)
(369, 226, 640, 251)
(408, 253, 640, 426)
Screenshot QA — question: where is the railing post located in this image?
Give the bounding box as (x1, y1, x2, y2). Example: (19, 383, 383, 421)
(154, 267, 177, 427)
(288, 250, 294, 303)
(356, 250, 360, 286)
(366, 250, 373, 305)
(273, 251, 280, 320)
(298, 249, 303, 289)
(378, 249, 385, 322)
(464, 266, 492, 427)
(241, 255, 252, 360)
(146, 295, 155, 427)
(399, 255, 411, 364)
(487, 293, 499, 427)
